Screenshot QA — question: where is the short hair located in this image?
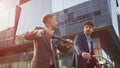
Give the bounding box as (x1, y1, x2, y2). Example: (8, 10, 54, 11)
(84, 21, 94, 27)
(42, 13, 55, 24)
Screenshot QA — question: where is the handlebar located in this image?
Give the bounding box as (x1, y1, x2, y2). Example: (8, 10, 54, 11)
(52, 35, 73, 44)
(92, 55, 114, 68)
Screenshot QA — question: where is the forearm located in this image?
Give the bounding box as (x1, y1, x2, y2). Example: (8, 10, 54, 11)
(24, 30, 45, 40)
(74, 44, 85, 56)
(74, 35, 85, 56)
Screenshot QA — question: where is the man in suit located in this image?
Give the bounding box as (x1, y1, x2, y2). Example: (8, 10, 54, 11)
(72, 21, 98, 68)
(24, 13, 72, 68)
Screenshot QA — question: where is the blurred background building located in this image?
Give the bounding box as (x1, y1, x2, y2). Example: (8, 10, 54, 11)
(0, 0, 120, 68)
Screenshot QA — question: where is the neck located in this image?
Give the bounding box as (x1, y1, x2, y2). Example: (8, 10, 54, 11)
(85, 33, 91, 37)
(46, 25, 53, 31)
(88, 34, 91, 37)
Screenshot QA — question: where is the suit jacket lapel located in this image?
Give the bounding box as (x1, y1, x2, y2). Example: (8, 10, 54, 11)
(42, 37, 52, 52)
(81, 34, 89, 52)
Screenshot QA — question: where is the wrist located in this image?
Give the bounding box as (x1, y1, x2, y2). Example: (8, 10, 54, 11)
(37, 30, 46, 37)
(66, 45, 71, 48)
(41, 30, 46, 35)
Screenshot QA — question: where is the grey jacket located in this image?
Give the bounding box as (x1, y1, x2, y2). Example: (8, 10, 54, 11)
(24, 27, 71, 68)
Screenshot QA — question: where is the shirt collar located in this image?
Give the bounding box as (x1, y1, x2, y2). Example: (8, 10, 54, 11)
(85, 34, 92, 41)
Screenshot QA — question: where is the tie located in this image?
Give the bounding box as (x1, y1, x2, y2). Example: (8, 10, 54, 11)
(90, 41, 94, 55)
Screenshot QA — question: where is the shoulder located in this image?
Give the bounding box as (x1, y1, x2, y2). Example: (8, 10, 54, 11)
(75, 33, 85, 39)
(74, 34, 87, 43)
(34, 26, 45, 30)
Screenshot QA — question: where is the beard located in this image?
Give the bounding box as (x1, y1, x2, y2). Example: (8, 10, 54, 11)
(85, 31, 92, 36)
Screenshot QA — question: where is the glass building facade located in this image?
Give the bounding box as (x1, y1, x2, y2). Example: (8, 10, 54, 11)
(54, 0, 111, 36)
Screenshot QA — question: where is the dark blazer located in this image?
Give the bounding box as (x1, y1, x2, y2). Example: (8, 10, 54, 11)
(72, 33, 97, 68)
(24, 27, 71, 68)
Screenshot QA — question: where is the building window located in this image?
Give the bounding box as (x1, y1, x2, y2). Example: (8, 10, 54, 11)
(74, 11, 101, 23)
(68, 12, 74, 24)
(93, 11, 101, 17)
(63, 9, 68, 14)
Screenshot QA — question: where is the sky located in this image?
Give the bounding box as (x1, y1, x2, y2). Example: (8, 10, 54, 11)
(0, 0, 120, 34)
(0, 0, 90, 33)
(52, 0, 90, 12)
(0, 0, 90, 32)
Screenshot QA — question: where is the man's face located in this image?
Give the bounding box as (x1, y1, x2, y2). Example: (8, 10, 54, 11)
(49, 16, 58, 29)
(84, 25, 94, 35)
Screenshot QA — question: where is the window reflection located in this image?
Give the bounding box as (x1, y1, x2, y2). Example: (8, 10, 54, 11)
(52, 0, 90, 12)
